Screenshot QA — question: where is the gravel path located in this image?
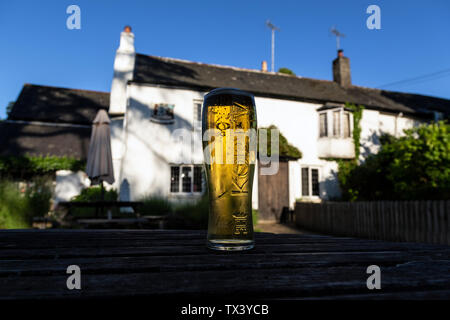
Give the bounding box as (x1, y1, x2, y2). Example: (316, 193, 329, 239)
(255, 221, 319, 235)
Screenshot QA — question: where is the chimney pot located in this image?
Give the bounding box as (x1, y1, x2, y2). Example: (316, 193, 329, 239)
(124, 25, 132, 33)
(261, 60, 268, 72)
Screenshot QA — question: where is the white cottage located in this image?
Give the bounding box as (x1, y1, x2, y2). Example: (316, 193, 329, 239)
(105, 27, 446, 220)
(4, 26, 448, 220)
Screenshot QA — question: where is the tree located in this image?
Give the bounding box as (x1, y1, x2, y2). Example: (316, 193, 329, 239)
(258, 125, 302, 159)
(338, 121, 450, 200)
(5, 101, 15, 118)
(278, 67, 296, 76)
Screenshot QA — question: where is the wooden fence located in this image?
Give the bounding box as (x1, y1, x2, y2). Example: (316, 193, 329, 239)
(295, 201, 450, 245)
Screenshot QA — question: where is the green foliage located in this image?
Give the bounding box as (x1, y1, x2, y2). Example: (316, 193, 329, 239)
(138, 195, 172, 216)
(0, 180, 30, 229)
(70, 186, 118, 218)
(173, 194, 209, 228)
(26, 177, 53, 219)
(6, 101, 15, 118)
(0, 178, 53, 229)
(138, 194, 259, 229)
(258, 125, 302, 159)
(71, 186, 118, 202)
(278, 67, 296, 76)
(338, 121, 450, 201)
(0, 155, 85, 179)
(252, 209, 259, 227)
(345, 103, 364, 160)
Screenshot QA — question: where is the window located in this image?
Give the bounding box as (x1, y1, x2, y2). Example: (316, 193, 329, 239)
(301, 168, 309, 196)
(343, 112, 350, 138)
(170, 165, 204, 193)
(170, 167, 180, 192)
(333, 111, 340, 136)
(318, 107, 352, 138)
(311, 169, 319, 196)
(193, 100, 203, 130)
(319, 113, 328, 137)
(193, 166, 203, 192)
(182, 167, 192, 192)
(301, 167, 320, 197)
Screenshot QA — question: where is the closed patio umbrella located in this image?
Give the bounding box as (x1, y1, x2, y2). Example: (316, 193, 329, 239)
(86, 109, 115, 203)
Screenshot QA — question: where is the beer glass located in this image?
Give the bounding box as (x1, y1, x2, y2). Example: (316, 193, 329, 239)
(202, 88, 257, 251)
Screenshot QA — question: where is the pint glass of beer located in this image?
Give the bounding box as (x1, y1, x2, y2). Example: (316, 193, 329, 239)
(202, 88, 257, 251)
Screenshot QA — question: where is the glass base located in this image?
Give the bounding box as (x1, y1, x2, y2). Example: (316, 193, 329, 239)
(207, 239, 254, 251)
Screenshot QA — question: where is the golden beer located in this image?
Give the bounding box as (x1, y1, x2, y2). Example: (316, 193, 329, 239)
(202, 88, 257, 251)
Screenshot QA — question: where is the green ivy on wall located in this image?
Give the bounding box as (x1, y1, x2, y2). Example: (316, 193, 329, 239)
(345, 103, 365, 161)
(320, 103, 365, 201)
(0, 155, 85, 178)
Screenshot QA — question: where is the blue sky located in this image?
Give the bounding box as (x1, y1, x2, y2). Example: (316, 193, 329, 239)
(0, 0, 449, 118)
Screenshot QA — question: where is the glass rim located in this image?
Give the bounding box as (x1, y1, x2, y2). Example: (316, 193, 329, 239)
(204, 87, 255, 99)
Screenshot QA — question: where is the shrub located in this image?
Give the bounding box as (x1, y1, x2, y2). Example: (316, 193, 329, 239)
(71, 186, 118, 202)
(0, 180, 30, 229)
(258, 125, 302, 159)
(278, 67, 296, 76)
(172, 194, 209, 228)
(252, 209, 259, 226)
(138, 195, 172, 216)
(70, 186, 118, 218)
(26, 176, 53, 218)
(338, 121, 450, 200)
(0, 178, 52, 229)
(0, 155, 85, 179)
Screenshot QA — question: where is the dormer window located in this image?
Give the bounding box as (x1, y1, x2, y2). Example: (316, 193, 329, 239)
(317, 104, 353, 138)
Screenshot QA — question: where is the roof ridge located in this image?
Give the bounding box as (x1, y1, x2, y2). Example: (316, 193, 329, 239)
(135, 53, 319, 80)
(350, 83, 450, 102)
(24, 83, 110, 95)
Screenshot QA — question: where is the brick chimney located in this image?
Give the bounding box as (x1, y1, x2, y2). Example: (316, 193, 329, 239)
(109, 26, 136, 115)
(332, 49, 351, 87)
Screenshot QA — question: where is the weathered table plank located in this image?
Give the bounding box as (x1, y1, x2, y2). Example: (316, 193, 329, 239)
(0, 230, 449, 300)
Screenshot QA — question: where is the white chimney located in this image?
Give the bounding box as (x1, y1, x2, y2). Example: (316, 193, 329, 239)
(109, 26, 135, 115)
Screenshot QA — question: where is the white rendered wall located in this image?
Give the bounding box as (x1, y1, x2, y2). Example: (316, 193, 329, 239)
(119, 85, 205, 200)
(53, 170, 90, 203)
(118, 84, 424, 203)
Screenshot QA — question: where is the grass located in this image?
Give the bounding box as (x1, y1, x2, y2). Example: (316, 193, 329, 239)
(0, 178, 52, 229)
(139, 195, 258, 230)
(138, 195, 172, 216)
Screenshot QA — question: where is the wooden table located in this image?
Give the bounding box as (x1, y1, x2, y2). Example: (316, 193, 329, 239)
(0, 229, 449, 300)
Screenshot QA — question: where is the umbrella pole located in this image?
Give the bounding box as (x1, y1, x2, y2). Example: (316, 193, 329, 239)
(101, 181, 104, 218)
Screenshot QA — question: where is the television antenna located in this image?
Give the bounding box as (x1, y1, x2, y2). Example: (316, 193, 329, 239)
(266, 20, 280, 72)
(330, 26, 345, 50)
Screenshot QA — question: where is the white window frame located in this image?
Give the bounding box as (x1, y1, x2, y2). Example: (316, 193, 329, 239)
(170, 164, 204, 194)
(318, 112, 328, 137)
(193, 99, 203, 131)
(318, 107, 353, 138)
(300, 166, 321, 198)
